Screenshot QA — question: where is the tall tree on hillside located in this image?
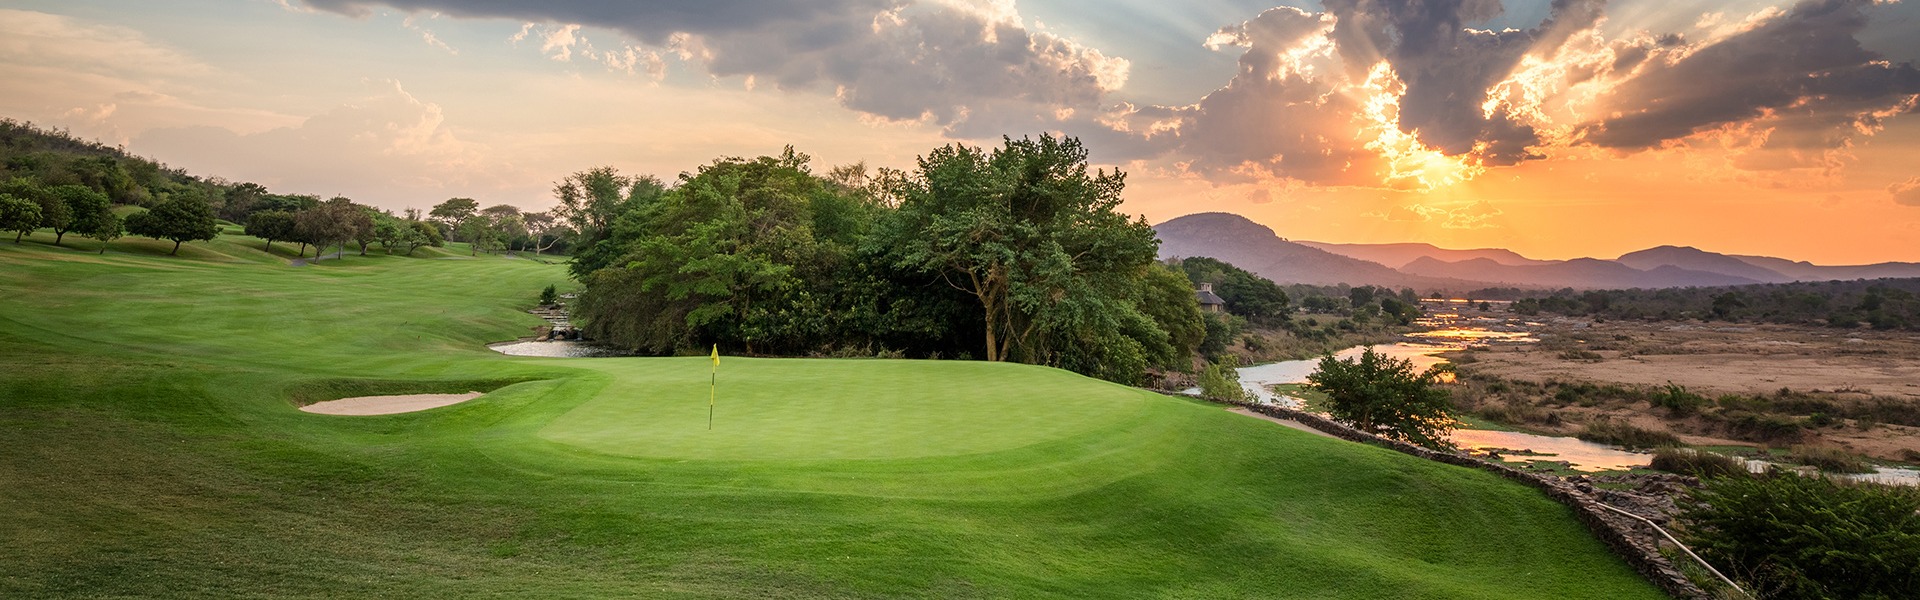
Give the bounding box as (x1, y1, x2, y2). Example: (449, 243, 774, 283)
(0, 194, 41, 243)
(244, 210, 297, 254)
(48, 184, 110, 246)
(83, 212, 123, 254)
(877, 135, 1159, 364)
(124, 195, 217, 255)
(429, 197, 479, 239)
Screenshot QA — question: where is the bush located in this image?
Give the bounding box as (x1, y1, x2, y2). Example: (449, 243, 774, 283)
(1577, 419, 1681, 449)
(1679, 473, 1920, 599)
(1198, 357, 1248, 403)
(1785, 445, 1872, 474)
(539, 284, 558, 306)
(1649, 447, 1750, 479)
(1716, 411, 1807, 444)
(1306, 348, 1456, 450)
(1652, 383, 1708, 416)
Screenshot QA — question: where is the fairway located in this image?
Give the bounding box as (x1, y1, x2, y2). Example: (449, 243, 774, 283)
(0, 234, 1670, 599)
(541, 358, 1152, 460)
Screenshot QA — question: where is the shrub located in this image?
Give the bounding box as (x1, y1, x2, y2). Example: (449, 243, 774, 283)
(1678, 473, 1920, 600)
(1716, 411, 1807, 444)
(1652, 382, 1708, 416)
(1198, 357, 1248, 403)
(1649, 447, 1750, 479)
(1785, 445, 1872, 474)
(1577, 419, 1681, 449)
(1307, 348, 1456, 450)
(1558, 349, 1603, 361)
(539, 284, 558, 306)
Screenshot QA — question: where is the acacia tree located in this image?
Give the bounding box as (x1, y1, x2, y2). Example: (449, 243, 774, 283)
(1306, 348, 1456, 449)
(244, 210, 297, 254)
(125, 195, 218, 255)
(879, 135, 1159, 364)
(293, 198, 362, 261)
(0, 194, 41, 243)
(428, 197, 478, 240)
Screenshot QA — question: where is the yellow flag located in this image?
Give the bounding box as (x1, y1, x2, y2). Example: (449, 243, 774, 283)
(710, 344, 720, 369)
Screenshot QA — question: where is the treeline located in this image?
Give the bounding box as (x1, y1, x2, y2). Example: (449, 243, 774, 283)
(1172, 257, 1424, 356)
(1494, 279, 1920, 330)
(0, 119, 569, 259)
(568, 137, 1204, 385)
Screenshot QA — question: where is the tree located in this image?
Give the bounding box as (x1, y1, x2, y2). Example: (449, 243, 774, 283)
(878, 135, 1159, 364)
(350, 206, 384, 256)
(428, 197, 479, 238)
(83, 212, 123, 254)
(522, 211, 569, 255)
(293, 198, 362, 261)
(1306, 347, 1456, 449)
(457, 215, 497, 256)
(555, 167, 667, 277)
(220, 182, 269, 222)
(481, 204, 526, 253)
(48, 184, 111, 246)
(124, 195, 217, 255)
(0, 194, 41, 243)
(3, 178, 70, 240)
(407, 220, 442, 251)
(244, 210, 297, 255)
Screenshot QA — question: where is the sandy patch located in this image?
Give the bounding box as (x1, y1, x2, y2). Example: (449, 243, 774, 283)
(1228, 408, 1339, 439)
(299, 392, 484, 415)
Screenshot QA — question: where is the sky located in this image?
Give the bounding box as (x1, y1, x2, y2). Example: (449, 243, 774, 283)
(2, 0, 1918, 264)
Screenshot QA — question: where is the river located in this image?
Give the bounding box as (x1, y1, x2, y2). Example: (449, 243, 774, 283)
(1229, 302, 1918, 483)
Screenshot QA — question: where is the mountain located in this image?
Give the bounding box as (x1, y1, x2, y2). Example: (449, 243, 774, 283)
(1153, 213, 1479, 289)
(1615, 246, 1792, 283)
(1400, 256, 1764, 289)
(1727, 254, 1920, 282)
(1297, 241, 1550, 269)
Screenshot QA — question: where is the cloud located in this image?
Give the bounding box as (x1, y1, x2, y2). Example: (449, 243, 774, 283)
(1581, 0, 1920, 152)
(131, 80, 526, 206)
(1891, 177, 1920, 206)
(298, 0, 1125, 134)
(401, 14, 457, 55)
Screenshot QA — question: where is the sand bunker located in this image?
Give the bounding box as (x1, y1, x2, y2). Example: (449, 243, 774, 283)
(299, 392, 483, 415)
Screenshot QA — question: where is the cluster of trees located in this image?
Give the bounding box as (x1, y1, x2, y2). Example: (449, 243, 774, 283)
(425, 197, 569, 257)
(569, 137, 1205, 385)
(1, 177, 123, 252)
(1499, 279, 1920, 330)
(240, 196, 446, 260)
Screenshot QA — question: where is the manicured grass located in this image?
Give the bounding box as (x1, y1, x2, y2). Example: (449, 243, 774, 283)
(0, 236, 1669, 599)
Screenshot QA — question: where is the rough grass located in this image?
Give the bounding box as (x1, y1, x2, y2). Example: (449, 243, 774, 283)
(0, 236, 1667, 599)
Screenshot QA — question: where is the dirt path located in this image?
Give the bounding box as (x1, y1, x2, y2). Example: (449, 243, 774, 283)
(1228, 407, 1339, 439)
(299, 392, 483, 415)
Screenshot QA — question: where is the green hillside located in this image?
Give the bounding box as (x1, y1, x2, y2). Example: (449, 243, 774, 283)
(0, 234, 1667, 598)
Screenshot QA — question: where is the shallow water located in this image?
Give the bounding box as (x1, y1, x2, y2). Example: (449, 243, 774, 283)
(1450, 429, 1651, 472)
(489, 340, 624, 358)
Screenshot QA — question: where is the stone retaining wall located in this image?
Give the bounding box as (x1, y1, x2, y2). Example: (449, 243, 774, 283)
(1178, 392, 1712, 600)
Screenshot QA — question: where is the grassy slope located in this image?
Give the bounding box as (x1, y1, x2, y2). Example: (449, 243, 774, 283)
(0, 235, 1668, 599)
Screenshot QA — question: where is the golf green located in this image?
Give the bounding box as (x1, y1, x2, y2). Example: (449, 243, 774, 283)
(539, 358, 1152, 460)
(0, 231, 1671, 599)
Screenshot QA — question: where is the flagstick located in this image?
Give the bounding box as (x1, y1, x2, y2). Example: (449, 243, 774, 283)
(708, 369, 715, 431)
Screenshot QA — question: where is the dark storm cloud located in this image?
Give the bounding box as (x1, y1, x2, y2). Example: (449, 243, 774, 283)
(1582, 0, 1920, 150)
(302, 0, 1127, 131)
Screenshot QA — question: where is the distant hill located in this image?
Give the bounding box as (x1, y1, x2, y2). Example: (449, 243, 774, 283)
(1297, 241, 1550, 269)
(1401, 256, 1763, 289)
(1726, 254, 1920, 282)
(1615, 246, 1793, 283)
(1152, 213, 1480, 289)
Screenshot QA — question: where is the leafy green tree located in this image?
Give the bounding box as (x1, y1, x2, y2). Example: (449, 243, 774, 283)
(457, 215, 498, 255)
(0, 194, 41, 243)
(878, 135, 1159, 364)
(244, 210, 297, 254)
(82, 212, 122, 254)
(3, 178, 69, 239)
(409, 220, 443, 250)
(1679, 472, 1920, 599)
(48, 184, 110, 246)
(219, 182, 269, 222)
(1306, 348, 1456, 449)
(124, 195, 217, 255)
(1199, 357, 1250, 402)
(556, 168, 667, 277)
